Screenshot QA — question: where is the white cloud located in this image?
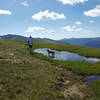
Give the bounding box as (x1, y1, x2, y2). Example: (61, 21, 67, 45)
(20, 1, 29, 7)
(0, 9, 12, 15)
(26, 26, 45, 32)
(96, 5, 100, 8)
(75, 21, 82, 25)
(32, 10, 66, 21)
(58, 0, 88, 5)
(63, 25, 82, 32)
(84, 5, 100, 17)
(89, 20, 95, 23)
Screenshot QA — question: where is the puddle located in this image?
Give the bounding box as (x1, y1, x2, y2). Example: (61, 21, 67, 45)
(34, 48, 100, 63)
(85, 75, 100, 83)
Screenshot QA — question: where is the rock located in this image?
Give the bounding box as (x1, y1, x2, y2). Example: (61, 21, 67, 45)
(9, 53, 14, 57)
(0, 56, 3, 59)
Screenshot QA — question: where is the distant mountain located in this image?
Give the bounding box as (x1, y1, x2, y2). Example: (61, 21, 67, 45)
(0, 34, 57, 43)
(84, 41, 100, 48)
(1, 34, 100, 48)
(0, 34, 27, 41)
(58, 37, 100, 48)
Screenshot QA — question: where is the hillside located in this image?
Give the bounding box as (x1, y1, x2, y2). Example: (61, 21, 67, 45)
(1, 34, 100, 48)
(0, 34, 57, 43)
(58, 37, 100, 48)
(85, 41, 100, 48)
(0, 40, 99, 100)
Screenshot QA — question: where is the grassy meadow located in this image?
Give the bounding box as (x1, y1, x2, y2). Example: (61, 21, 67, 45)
(32, 43, 100, 58)
(31, 42, 100, 75)
(0, 40, 100, 100)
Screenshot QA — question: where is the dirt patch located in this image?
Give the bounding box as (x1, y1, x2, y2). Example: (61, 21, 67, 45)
(64, 80, 70, 85)
(63, 84, 84, 98)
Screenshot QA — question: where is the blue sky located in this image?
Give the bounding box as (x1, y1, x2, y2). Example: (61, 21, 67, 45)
(0, 0, 100, 40)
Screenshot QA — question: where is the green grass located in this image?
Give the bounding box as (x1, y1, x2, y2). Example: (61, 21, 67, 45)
(92, 80, 100, 100)
(32, 52, 100, 75)
(0, 40, 99, 100)
(32, 43, 100, 58)
(0, 61, 68, 100)
(27, 42, 100, 75)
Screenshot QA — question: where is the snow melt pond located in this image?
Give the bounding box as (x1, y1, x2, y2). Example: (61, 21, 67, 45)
(85, 76, 100, 83)
(34, 48, 100, 83)
(34, 48, 100, 63)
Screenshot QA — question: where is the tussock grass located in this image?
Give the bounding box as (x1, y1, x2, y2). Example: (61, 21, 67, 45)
(33, 52, 100, 75)
(0, 40, 99, 100)
(32, 43, 100, 58)
(92, 80, 100, 100)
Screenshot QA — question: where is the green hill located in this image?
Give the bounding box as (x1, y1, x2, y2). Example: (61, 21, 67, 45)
(0, 34, 57, 43)
(0, 40, 100, 100)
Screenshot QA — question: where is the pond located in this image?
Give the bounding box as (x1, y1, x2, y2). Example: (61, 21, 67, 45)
(34, 48, 100, 63)
(85, 75, 100, 83)
(34, 48, 100, 83)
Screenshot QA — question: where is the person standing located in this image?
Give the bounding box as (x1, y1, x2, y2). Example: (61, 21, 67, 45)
(27, 36, 33, 54)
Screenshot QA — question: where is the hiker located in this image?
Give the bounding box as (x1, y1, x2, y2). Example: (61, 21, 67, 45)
(27, 36, 33, 54)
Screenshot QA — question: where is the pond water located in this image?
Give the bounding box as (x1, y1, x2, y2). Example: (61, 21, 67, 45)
(34, 48, 100, 83)
(85, 75, 100, 83)
(34, 48, 100, 63)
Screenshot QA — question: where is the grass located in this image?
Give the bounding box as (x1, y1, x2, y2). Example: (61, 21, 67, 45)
(32, 43, 100, 58)
(92, 80, 100, 100)
(0, 40, 100, 100)
(32, 52, 100, 100)
(32, 52, 100, 76)
(0, 61, 67, 100)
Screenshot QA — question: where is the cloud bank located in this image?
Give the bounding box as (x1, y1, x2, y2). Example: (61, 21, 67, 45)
(84, 5, 100, 17)
(26, 26, 45, 32)
(0, 9, 12, 15)
(20, 1, 29, 7)
(58, 0, 88, 5)
(63, 25, 82, 32)
(75, 21, 82, 25)
(32, 10, 66, 21)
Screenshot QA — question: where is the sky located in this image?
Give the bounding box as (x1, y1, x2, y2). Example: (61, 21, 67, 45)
(0, 0, 100, 40)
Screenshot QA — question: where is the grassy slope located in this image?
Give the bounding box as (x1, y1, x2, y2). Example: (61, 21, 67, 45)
(32, 43, 100, 58)
(32, 43, 100, 75)
(92, 80, 100, 100)
(32, 53, 100, 75)
(0, 40, 99, 100)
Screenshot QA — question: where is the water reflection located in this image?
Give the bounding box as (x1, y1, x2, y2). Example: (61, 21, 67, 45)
(85, 76, 100, 83)
(34, 48, 100, 63)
